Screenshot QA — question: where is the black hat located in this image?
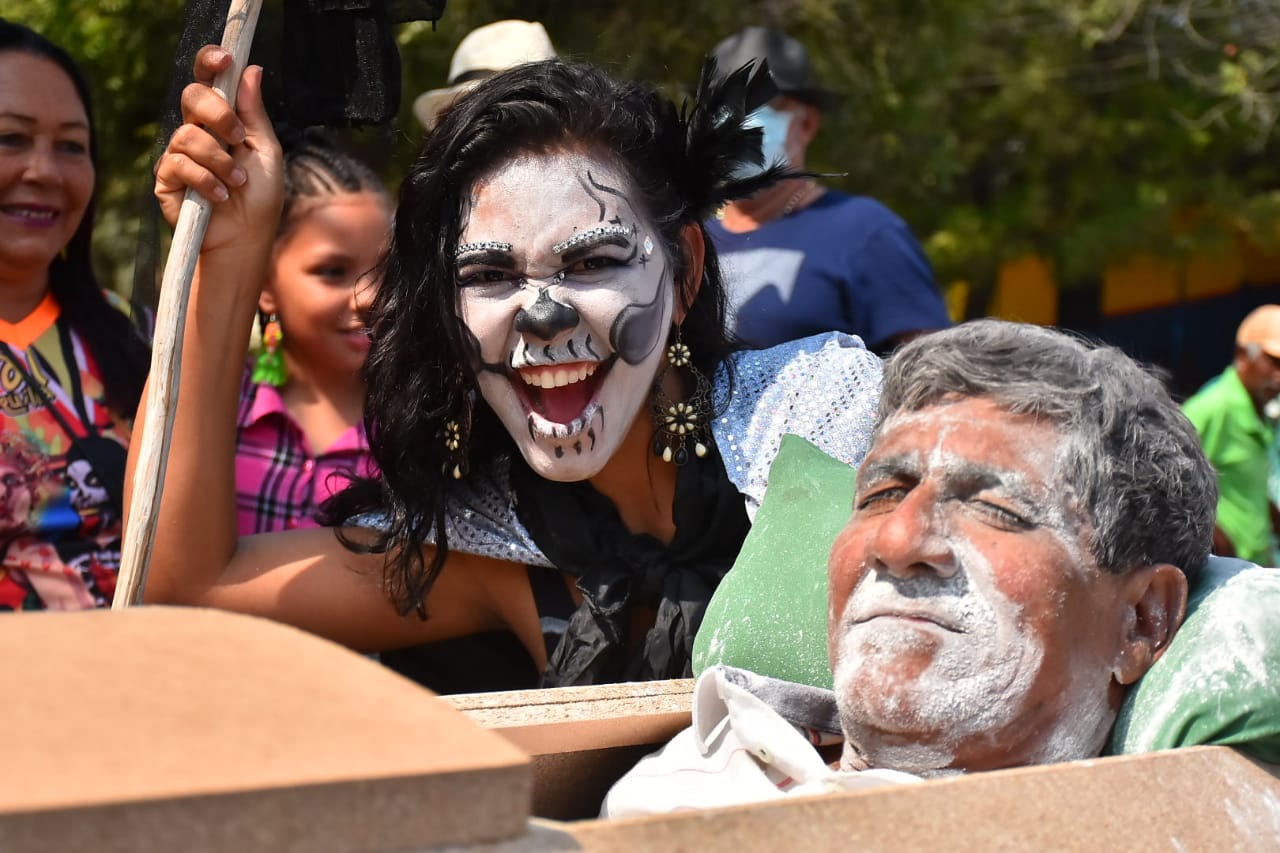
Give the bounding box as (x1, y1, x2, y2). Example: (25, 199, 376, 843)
(710, 26, 842, 111)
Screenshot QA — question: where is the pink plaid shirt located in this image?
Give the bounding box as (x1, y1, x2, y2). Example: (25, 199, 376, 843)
(234, 368, 375, 535)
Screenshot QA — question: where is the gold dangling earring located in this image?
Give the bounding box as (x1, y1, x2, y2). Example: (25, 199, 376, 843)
(441, 369, 473, 480)
(651, 327, 713, 465)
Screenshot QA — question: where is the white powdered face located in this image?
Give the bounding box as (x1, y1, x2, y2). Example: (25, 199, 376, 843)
(828, 398, 1125, 776)
(455, 150, 673, 481)
(833, 544, 1044, 772)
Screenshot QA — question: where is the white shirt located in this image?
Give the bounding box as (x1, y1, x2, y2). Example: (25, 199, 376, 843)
(602, 666, 920, 818)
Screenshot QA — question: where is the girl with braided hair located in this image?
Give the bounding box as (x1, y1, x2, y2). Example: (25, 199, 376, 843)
(139, 47, 882, 690)
(232, 129, 389, 535)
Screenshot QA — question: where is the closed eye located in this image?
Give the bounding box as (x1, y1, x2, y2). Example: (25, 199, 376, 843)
(855, 484, 909, 513)
(973, 499, 1032, 529)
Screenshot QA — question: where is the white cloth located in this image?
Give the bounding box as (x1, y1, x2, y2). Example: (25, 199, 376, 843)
(601, 666, 919, 818)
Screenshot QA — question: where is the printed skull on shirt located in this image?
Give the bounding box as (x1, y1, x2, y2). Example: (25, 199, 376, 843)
(0, 294, 129, 610)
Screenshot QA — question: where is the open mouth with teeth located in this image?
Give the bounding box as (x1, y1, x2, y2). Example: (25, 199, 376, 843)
(513, 357, 613, 433)
(2, 205, 59, 226)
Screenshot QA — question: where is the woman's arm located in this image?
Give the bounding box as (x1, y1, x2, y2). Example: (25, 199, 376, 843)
(128, 48, 534, 656)
(130, 50, 280, 608)
(183, 526, 535, 654)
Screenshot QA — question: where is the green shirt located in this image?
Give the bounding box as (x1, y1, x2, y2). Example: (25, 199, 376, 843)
(1182, 367, 1277, 566)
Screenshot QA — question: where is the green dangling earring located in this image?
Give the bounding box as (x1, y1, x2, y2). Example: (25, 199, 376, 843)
(252, 312, 288, 387)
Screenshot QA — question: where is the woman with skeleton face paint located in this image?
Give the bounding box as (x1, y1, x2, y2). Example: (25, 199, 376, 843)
(139, 49, 882, 689)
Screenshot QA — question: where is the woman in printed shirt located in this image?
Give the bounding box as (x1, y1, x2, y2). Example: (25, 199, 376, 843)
(234, 131, 390, 534)
(0, 19, 150, 610)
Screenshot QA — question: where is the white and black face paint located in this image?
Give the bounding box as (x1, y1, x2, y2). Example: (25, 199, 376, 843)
(455, 150, 673, 481)
(66, 458, 108, 512)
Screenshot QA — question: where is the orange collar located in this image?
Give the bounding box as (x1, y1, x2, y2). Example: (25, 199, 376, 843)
(0, 292, 59, 349)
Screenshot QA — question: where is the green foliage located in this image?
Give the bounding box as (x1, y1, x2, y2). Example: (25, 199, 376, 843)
(8, 0, 1280, 304)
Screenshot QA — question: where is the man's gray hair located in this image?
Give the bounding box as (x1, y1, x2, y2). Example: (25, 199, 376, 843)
(878, 319, 1216, 580)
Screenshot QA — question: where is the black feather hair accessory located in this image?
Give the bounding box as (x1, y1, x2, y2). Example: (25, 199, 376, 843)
(674, 56, 809, 221)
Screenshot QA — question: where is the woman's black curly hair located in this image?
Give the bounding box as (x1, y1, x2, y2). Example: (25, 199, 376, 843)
(0, 19, 150, 418)
(325, 57, 791, 615)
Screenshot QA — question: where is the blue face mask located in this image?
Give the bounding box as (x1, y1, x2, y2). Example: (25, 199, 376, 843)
(735, 104, 792, 179)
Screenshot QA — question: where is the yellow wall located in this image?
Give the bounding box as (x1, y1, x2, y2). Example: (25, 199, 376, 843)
(943, 280, 969, 324)
(1101, 248, 1245, 316)
(975, 233, 1280, 324)
(1242, 238, 1280, 285)
(988, 255, 1058, 325)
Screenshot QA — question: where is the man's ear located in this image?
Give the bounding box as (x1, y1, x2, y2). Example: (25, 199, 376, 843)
(793, 103, 822, 148)
(674, 223, 705, 326)
(1112, 563, 1189, 685)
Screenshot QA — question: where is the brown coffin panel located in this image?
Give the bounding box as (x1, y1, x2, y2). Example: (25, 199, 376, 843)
(449, 680, 694, 820)
(447, 679, 693, 755)
(560, 746, 1280, 851)
(2, 606, 531, 852)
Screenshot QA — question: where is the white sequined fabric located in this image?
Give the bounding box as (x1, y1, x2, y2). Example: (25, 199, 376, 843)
(713, 332, 884, 519)
(433, 455, 552, 566)
(351, 455, 552, 567)
(360, 332, 884, 562)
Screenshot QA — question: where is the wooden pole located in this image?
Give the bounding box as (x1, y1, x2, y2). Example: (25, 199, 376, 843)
(113, 0, 264, 609)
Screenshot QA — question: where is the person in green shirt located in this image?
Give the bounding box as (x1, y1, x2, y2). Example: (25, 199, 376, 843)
(1182, 304, 1280, 566)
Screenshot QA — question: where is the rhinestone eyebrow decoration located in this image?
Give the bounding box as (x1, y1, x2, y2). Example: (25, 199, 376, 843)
(455, 241, 513, 260)
(550, 225, 631, 256)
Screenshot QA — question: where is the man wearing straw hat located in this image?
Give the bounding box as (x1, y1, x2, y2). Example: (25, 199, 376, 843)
(412, 19, 556, 131)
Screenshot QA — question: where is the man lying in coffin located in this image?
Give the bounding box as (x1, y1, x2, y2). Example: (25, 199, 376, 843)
(605, 320, 1219, 815)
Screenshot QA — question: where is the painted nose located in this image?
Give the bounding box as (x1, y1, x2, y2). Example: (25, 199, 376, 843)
(868, 488, 959, 580)
(515, 289, 579, 341)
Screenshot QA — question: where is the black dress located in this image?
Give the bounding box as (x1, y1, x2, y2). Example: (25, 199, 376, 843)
(380, 445, 749, 692)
